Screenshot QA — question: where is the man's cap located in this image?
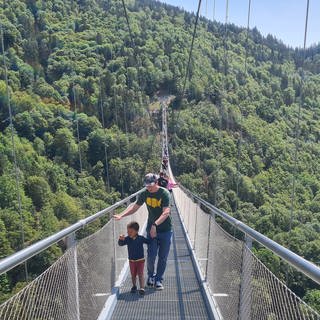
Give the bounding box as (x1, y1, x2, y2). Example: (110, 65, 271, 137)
(144, 173, 157, 187)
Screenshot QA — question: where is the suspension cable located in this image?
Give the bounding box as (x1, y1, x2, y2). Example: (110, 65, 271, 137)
(109, 1, 142, 195)
(72, 82, 83, 173)
(182, 0, 202, 98)
(205, 0, 208, 17)
(288, 0, 309, 258)
(174, 0, 202, 136)
(122, 101, 128, 135)
(120, 0, 148, 121)
(119, 0, 139, 89)
(244, 0, 252, 76)
(235, 0, 251, 213)
(97, 75, 110, 190)
(223, 0, 229, 77)
(111, 45, 124, 197)
(111, 6, 134, 194)
(0, 22, 28, 280)
(122, 99, 132, 191)
(119, 0, 160, 191)
(214, 0, 229, 206)
(114, 87, 125, 197)
(121, 0, 135, 48)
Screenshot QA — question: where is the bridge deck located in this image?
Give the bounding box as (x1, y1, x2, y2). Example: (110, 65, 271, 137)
(110, 202, 212, 320)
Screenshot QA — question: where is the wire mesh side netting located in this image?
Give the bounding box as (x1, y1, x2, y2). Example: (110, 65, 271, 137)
(240, 247, 320, 320)
(77, 204, 147, 320)
(0, 205, 147, 320)
(173, 187, 320, 320)
(0, 249, 75, 320)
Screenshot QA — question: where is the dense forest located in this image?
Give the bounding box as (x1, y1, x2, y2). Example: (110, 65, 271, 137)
(0, 0, 319, 311)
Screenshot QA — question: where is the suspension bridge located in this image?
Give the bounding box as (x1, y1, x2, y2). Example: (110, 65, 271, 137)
(1, 0, 320, 319)
(0, 102, 319, 319)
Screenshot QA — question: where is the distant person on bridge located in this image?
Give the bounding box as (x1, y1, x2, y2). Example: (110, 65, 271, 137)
(162, 157, 168, 172)
(164, 173, 178, 193)
(157, 172, 169, 189)
(114, 173, 172, 291)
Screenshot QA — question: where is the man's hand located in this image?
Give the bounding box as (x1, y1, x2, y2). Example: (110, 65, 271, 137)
(113, 214, 122, 221)
(150, 225, 157, 238)
(119, 234, 125, 241)
(113, 203, 141, 221)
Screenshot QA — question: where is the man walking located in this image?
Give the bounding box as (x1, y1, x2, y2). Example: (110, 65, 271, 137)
(114, 173, 172, 290)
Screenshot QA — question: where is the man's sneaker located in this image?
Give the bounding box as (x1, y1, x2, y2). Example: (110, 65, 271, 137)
(139, 288, 145, 295)
(130, 285, 137, 293)
(155, 281, 164, 290)
(147, 277, 155, 287)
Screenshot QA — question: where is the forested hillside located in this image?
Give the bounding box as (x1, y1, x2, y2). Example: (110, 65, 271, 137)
(0, 0, 319, 309)
(0, 0, 163, 302)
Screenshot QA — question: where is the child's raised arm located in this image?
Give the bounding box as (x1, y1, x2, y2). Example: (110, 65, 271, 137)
(118, 234, 127, 246)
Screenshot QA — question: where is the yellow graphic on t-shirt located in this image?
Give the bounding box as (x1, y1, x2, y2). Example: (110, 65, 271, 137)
(146, 197, 162, 208)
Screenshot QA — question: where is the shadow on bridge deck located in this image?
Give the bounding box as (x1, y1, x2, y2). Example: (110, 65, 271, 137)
(110, 203, 212, 320)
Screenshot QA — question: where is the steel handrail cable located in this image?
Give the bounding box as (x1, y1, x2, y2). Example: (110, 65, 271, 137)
(0, 189, 144, 275)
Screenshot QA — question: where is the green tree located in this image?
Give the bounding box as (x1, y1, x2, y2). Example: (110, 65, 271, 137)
(26, 176, 51, 210)
(304, 290, 320, 313)
(52, 128, 78, 166)
(52, 192, 84, 223)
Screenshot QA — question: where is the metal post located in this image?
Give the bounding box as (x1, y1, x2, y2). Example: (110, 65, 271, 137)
(66, 233, 80, 320)
(205, 213, 212, 281)
(239, 234, 252, 320)
(187, 195, 191, 232)
(245, 234, 252, 249)
(193, 200, 198, 250)
(183, 193, 187, 223)
(112, 211, 117, 282)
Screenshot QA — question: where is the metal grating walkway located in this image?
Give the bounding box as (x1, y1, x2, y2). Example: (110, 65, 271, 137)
(110, 203, 212, 320)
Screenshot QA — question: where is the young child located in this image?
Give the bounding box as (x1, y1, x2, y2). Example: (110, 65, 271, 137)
(118, 221, 150, 295)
